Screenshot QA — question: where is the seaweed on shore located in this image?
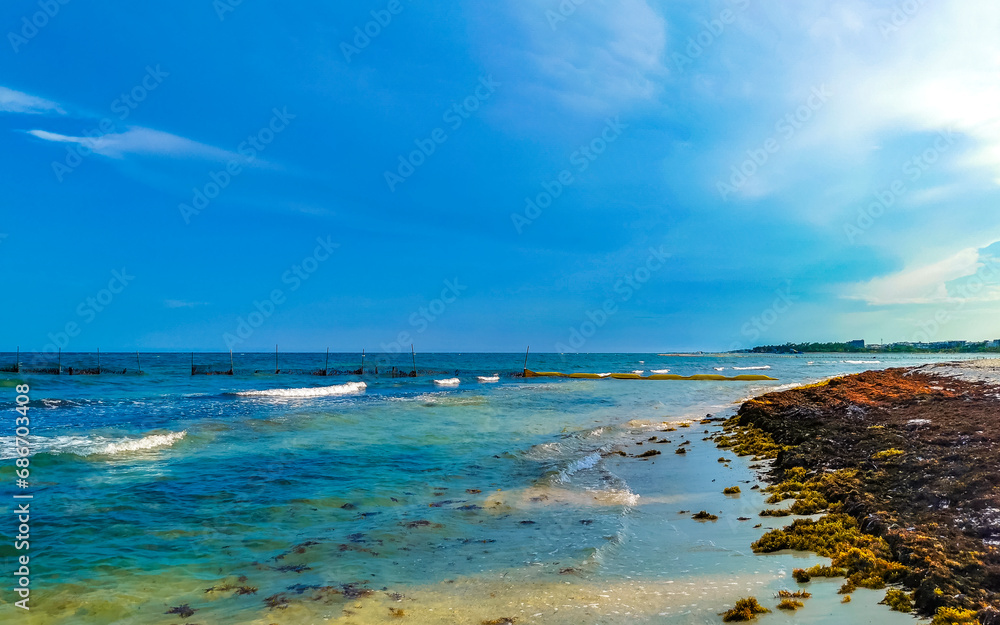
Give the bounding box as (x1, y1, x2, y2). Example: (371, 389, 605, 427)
(721, 597, 769, 622)
(776, 598, 804, 610)
(881, 588, 914, 612)
(729, 367, 1000, 619)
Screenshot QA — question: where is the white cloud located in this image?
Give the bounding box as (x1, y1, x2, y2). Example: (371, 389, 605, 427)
(846, 243, 1000, 305)
(25, 126, 239, 161)
(0, 86, 65, 115)
(801, 3, 1000, 181)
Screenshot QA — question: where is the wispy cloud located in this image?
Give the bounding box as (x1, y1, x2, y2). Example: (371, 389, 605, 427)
(25, 127, 240, 161)
(500, 0, 668, 115)
(846, 242, 1000, 305)
(0, 86, 65, 115)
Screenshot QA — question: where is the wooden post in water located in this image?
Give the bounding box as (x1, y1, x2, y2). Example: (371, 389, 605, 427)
(325, 347, 330, 375)
(97, 348, 101, 374)
(275, 344, 279, 374)
(136, 351, 142, 374)
(15, 346, 19, 373)
(411, 344, 416, 377)
(191, 352, 195, 376)
(523, 345, 530, 376)
(58, 348, 62, 375)
(229, 349, 235, 375)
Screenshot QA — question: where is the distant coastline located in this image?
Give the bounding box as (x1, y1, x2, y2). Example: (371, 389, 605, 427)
(740, 340, 1000, 354)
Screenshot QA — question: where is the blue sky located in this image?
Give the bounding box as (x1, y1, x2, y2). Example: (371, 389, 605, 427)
(2, 0, 999, 352)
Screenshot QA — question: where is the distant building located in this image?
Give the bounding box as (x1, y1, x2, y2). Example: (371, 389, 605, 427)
(846, 339, 865, 349)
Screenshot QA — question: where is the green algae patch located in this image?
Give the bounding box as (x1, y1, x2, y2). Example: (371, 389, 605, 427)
(881, 588, 914, 612)
(723, 486, 741, 494)
(871, 448, 905, 460)
(714, 420, 786, 460)
(776, 598, 804, 610)
(721, 597, 770, 622)
(930, 607, 979, 624)
(752, 514, 907, 589)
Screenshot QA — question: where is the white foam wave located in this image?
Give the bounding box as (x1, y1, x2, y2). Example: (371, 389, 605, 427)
(650, 369, 670, 374)
(434, 378, 460, 386)
(1, 431, 187, 459)
(477, 375, 499, 383)
(232, 381, 367, 397)
(732, 365, 771, 370)
(556, 452, 602, 483)
(99, 431, 187, 455)
(714, 367, 725, 371)
(632, 370, 645, 374)
(843, 360, 880, 364)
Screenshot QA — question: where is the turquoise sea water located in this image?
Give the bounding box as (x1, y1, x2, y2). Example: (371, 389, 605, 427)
(0, 352, 978, 624)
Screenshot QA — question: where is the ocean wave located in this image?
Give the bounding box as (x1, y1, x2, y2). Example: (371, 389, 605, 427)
(1, 430, 187, 459)
(843, 360, 880, 364)
(433, 378, 460, 386)
(632, 370, 645, 375)
(97, 431, 187, 455)
(555, 452, 602, 483)
(732, 365, 771, 370)
(650, 369, 670, 374)
(524, 441, 562, 460)
(230, 381, 367, 397)
(477, 375, 499, 383)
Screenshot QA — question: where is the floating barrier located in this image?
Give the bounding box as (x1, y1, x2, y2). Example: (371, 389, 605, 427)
(523, 369, 777, 381)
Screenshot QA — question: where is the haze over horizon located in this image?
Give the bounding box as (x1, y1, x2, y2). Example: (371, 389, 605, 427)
(3, 1, 1000, 353)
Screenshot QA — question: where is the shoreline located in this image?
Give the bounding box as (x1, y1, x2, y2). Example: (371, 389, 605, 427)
(719, 360, 1000, 623)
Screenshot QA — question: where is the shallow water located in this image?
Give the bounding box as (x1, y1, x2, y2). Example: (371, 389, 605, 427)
(1, 351, 970, 623)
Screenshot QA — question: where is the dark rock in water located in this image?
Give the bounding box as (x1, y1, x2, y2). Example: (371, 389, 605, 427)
(519, 520, 536, 525)
(675, 447, 687, 454)
(342, 583, 374, 599)
(341, 503, 356, 510)
(264, 593, 291, 609)
(403, 520, 432, 528)
(580, 519, 594, 525)
(635, 449, 661, 458)
(166, 605, 195, 618)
